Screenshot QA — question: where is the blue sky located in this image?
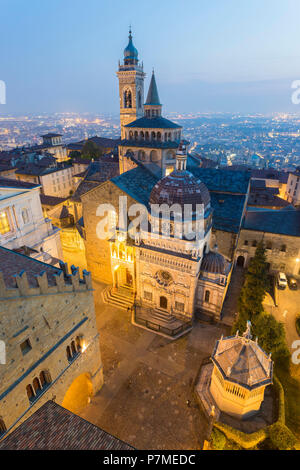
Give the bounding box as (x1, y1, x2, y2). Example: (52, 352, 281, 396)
(1, 0, 300, 113)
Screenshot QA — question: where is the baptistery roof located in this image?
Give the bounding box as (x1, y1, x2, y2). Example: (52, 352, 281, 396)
(149, 169, 210, 210)
(211, 322, 273, 390)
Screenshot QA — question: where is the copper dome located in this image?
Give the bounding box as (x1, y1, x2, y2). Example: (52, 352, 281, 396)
(149, 170, 210, 211)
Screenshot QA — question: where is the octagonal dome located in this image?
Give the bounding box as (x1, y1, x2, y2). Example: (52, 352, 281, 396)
(149, 170, 210, 213)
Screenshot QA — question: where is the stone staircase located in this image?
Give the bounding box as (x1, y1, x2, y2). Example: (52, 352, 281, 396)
(150, 308, 183, 327)
(102, 285, 134, 310)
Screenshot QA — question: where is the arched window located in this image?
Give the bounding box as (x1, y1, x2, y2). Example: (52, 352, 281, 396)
(33, 377, 41, 395)
(252, 240, 257, 247)
(151, 131, 156, 141)
(145, 132, 149, 141)
(129, 131, 133, 140)
(281, 244, 286, 252)
(157, 132, 161, 141)
(140, 131, 144, 140)
(76, 336, 82, 352)
(71, 341, 77, 355)
(138, 150, 146, 161)
(134, 131, 138, 141)
(124, 89, 132, 109)
(137, 89, 142, 108)
(66, 345, 72, 361)
(0, 418, 6, 435)
(204, 290, 210, 303)
(26, 384, 35, 401)
(40, 370, 51, 387)
(150, 150, 158, 162)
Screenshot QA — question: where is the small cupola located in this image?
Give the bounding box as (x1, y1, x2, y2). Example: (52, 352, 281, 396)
(123, 28, 139, 65)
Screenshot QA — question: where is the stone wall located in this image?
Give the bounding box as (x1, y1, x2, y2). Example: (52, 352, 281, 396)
(236, 228, 300, 276)
(82, 181, 138, 284)
(0, 268, 103, 435)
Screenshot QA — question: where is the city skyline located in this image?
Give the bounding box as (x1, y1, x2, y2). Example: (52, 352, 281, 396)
(1, 0, 300, 114)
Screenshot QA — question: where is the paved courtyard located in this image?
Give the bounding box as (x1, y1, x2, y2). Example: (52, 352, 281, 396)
(79, 281, 230, 450)
(265, 284, 300, 352)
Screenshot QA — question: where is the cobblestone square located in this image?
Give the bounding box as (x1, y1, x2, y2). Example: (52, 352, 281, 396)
(79, 282, 229, 449)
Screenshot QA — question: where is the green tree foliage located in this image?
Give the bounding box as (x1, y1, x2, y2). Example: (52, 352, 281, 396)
(233, 242, 269, 333)
(254, 313, 285, 354)
(268, 422, 296, 450)
(81, 141, 105, 160)
(210, 428, 226, 450)
(68, 150, 81, 160)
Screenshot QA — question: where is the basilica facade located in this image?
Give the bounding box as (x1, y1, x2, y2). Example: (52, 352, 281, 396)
(82, 31, 250, 337)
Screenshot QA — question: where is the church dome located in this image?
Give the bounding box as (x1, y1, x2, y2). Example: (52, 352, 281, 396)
(124, 29, 138, 61)
(201, 250, 227, 274)
(149, 170, 210, 214)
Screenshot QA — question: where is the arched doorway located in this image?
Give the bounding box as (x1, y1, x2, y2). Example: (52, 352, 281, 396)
(62, 373, 93, 414)
(160, 296, 168, 309)
(236, 255, 245, 267)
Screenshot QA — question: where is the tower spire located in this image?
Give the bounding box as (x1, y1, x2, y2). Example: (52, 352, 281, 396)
(145, 70, 161, 106)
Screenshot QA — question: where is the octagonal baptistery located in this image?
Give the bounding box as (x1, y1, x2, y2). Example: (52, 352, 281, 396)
(149, 167, 212, 243)
(210, 322, 273, 419)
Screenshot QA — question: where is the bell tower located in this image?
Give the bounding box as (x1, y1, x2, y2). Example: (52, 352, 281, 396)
(117, 29, 145, 139)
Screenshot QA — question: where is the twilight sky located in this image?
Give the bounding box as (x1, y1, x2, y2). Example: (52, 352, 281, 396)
(1, 0, 300, 114)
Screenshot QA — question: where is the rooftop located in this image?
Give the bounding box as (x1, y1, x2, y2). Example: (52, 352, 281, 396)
(0, 246, 61, 288)
(124, 116, 181, 130)
(212, 322, 273, 390)
(243, 208, 300, 237)
(0, 177, 40, 190)
(0, 401, 133, 450)
(188, 167, 250, 194)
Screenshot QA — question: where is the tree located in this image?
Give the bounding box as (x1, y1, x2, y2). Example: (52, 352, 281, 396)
(233, 242, 269, 333)
(268, 423, 296, 450)
(254, 313, 286, 355)
(68, 150, 81, 160)
(81, 141, 105, 160)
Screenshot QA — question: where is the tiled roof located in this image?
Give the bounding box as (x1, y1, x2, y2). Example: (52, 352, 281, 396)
(71, 160, 119, 202)
(188, 168, 250, 194)
(149, 170, 211, 209)
(111, 166, 247, 233)
(40, 194, 68, 206)
(0, 246, 61, 288)
(125, 116, 181, 129)
(111, 166, 158, 206)
(251, 168, 289, 183)
(0, 177, 40, 189)
(212, 329, 273, 390)
(41, 133, 62, 138)
(243, 208, 300, 237)
(0, 401, 133, 450)
(210, 193, 246, 233)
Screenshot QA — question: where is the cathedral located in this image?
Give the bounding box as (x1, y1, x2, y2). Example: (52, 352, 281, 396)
(82, 30, 250, 337)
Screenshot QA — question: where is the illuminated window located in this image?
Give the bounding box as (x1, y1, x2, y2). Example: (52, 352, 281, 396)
(0, 210, 11, 235)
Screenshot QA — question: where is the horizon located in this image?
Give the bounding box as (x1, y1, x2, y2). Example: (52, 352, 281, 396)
(1, 0, 300, 114)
